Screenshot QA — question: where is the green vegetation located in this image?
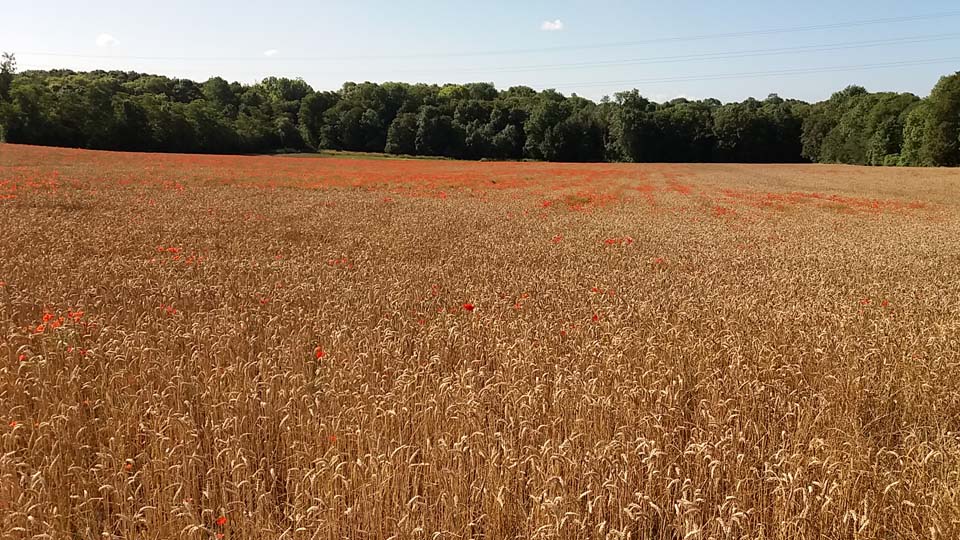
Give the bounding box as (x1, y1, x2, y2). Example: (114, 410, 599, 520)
(0, 53, 956, 165)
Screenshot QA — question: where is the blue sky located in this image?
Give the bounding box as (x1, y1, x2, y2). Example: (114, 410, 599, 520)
(4, 1, 960, 103)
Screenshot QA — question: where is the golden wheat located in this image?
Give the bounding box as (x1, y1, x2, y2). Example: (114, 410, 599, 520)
(1, 144, 959, 539)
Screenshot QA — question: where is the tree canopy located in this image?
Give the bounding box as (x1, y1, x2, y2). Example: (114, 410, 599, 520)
(0, 55, 956, 166)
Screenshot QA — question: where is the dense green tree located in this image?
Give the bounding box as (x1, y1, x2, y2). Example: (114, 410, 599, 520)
(0, 65, 957, 166)
(0, 52, 15, 102)
(416, 106, 463, 157)
(385, 112, 418, 155)
(650, 100, 717, 162)
(801, 86, 867, 162)
(900, 102, 930, 166)
(523, 97, 564, 161)
(171, 79, 203, 103)
(202, 77, 238, 116)
(609, 90, 657, 162)
(919, 72, 960, 166)
(298, 91, 338, 149)
(112, 96, 151, 151)
(816, 92, 917, 165)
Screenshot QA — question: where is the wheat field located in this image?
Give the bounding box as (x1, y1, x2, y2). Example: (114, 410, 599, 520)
(1, 143, 959, 539)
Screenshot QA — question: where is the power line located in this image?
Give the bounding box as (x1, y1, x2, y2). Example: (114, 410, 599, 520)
(12, 10, 960, 62)
(542, 56, 960, 90)
(359, 33, 960, 76)
(17, 31, 960, 84)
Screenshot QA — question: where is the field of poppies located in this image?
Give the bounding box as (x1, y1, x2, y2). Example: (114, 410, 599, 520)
(1, 143, 959, 539)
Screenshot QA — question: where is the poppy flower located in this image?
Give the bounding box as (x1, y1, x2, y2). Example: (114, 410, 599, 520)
(18, 354, 26, 362)
(314, 347, 325, 359)
(592, 314, 600, 322)
(463, 303, 475, 312)
(216, 516, 227, 527)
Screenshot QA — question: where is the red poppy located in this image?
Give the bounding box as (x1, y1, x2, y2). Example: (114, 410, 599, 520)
(216, 516, 227, 527)
(314, 347, 325, 359)
(592, 314, 600, 322)
(8, 421, 16, 428)
(463, 303, 475, 312)
(18, 354, 26, 362)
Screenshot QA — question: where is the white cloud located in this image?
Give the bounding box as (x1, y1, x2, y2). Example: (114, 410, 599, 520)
(263, 49, 279, 57)
(541, 19, 564, 31)
(96, 33, 119, 48)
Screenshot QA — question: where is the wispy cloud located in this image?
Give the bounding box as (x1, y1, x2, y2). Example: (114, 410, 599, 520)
(263, 49, 279, 57)
(96, 33, 119, 48)
(541, 19, 564, 31)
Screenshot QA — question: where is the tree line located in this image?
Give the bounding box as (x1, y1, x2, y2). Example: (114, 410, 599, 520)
(0, 54, 957, 166)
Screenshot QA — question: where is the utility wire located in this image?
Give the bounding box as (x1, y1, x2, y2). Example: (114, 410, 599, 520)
(340, 33, 960, 76)
(542, 56, 960, 90)
(12, 10, 960, 62)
